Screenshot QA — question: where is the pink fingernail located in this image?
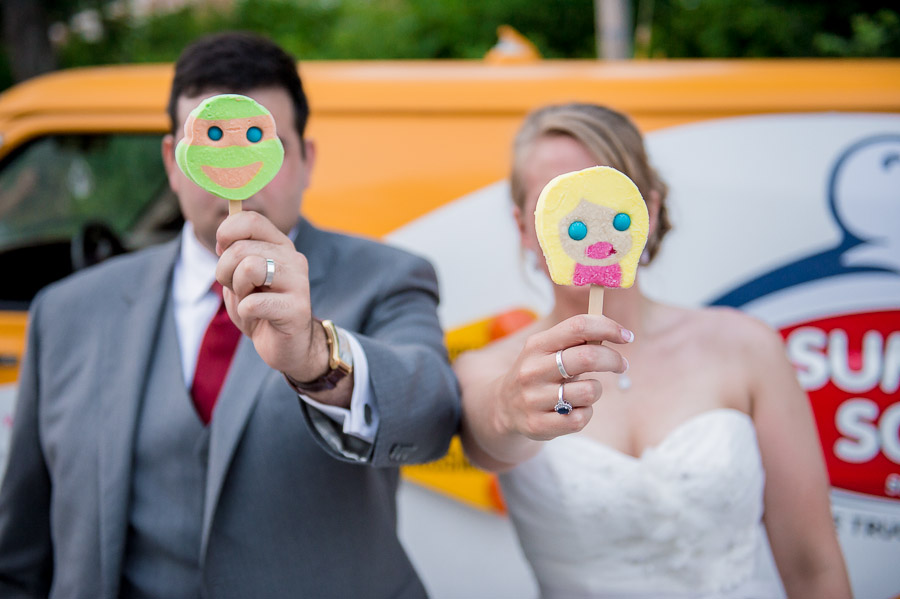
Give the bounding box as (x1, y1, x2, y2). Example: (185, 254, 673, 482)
(622, 357, 629, 372)
(621, 328, 634, 343)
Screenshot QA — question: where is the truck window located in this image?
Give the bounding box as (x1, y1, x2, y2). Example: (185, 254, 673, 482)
(0, 134, 182, 309)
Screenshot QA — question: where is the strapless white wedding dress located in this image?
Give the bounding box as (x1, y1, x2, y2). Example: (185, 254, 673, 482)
(499, 409, 787, 599)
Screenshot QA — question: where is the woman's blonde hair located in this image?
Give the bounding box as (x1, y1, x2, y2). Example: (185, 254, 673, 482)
(511, 103, 672, 262)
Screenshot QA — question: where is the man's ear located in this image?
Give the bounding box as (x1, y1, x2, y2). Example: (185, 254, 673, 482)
(299, 138, 316, 191)
(302, 138, 317, 168)
(161, 134, 179, 192)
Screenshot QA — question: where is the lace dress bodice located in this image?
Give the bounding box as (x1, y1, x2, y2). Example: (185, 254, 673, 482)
(499, 409, 786, 598)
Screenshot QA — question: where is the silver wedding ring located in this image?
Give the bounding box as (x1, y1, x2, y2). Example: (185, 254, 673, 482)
(263, 258, 275, 287)
(554, 383, 573, 415)
(556, 349, 574, 380)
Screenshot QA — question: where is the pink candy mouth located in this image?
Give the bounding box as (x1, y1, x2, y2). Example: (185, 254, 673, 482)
(201, 161, 263, 189)
(586, 241, 616, 259)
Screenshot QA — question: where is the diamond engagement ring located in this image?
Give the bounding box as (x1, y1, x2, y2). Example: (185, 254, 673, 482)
(554, 383, 573, 415)
(556, 349, 574, 380)
(263, 258, 275, 287)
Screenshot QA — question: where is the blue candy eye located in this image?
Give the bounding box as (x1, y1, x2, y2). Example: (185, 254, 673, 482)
(613, 213, 631, 231)
(568, 220, 587, 241)
(208, 126, 223, 141)
(247, 126, 262, 143)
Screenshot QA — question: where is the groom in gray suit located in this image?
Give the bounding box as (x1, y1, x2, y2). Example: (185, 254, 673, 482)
(0, 32, 459, 599)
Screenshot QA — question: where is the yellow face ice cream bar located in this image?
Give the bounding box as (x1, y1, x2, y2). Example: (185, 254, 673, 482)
(175, 94, 284, 201)
(535, 166, 649, 289)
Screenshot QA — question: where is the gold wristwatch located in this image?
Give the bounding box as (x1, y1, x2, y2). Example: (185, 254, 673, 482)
(287, 319, 353, 392)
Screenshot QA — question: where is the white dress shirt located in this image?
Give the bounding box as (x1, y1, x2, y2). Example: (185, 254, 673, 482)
(172, 221, 379, 442)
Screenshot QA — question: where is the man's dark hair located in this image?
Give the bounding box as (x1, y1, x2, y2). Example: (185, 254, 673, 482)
(167, 31, 309, 145)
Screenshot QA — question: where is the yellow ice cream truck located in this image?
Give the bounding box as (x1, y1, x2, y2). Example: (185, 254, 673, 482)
(0, 49, 898, 598)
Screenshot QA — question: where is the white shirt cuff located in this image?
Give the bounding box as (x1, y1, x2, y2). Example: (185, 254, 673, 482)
(298, 330, 379, 443)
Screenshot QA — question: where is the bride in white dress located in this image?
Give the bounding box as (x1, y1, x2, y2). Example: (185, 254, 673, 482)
(454, 103, 851, 598)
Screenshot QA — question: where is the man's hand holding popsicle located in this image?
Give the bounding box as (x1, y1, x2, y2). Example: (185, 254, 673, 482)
(174, 93, 349, 406)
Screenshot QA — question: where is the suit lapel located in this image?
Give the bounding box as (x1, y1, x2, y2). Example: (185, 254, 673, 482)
(97, 240, 179, 597)
(200, 338, 270, 558)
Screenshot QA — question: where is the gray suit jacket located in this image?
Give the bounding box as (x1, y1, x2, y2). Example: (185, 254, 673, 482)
(0, 217, 460, 598)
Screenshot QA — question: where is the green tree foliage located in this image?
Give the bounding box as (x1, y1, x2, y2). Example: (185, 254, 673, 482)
(1, 0, 898, 92)
(650, 0, 900, 58)
(814, 9, 900, 57)
(47, 0, 597, 66)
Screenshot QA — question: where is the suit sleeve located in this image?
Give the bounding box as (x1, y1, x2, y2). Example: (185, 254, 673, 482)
(301, 253, 460, 467)
(0, 293, 54, 598)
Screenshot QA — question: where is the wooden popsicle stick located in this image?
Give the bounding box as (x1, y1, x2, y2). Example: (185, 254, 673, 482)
(588, 284, 605, 315)
(228, 200, 242, 215)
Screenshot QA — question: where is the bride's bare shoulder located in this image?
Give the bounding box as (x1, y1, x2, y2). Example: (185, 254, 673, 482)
(674, 304, 785, 358)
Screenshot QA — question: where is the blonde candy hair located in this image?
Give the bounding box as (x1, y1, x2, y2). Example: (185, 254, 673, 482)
(511, 103, 671, 263)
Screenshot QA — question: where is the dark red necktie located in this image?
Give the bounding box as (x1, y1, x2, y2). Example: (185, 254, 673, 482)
(190, 282, 242, 424)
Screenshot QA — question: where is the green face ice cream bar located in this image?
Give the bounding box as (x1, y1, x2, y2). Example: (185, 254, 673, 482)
(176, 94, 285, 213)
